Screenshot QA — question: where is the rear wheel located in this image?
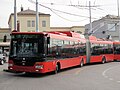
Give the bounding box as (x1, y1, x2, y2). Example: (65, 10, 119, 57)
(102, 57, 106, 64)
(80, 60, 84, 67)
(54, 64, 60, 74)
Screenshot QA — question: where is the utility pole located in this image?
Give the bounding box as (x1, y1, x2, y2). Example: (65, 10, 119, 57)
(117, 0, 120, 41)
(36, 0, 39, 32)
(14, 0, 17, 31)
(85, 1, 93, 64)
(117, 0, 120, 17)
(69, 1, 99, 34)
(89, 1, 92, 34)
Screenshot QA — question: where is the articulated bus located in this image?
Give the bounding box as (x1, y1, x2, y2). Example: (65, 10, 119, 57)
(113, 42, 120, 61)
(8, 31, 114, 74)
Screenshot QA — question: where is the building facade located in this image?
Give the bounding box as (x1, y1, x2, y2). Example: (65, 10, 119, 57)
(8, 9, 51, 32)
(85, 15, 120, 41)
(8, 9, 85, 34)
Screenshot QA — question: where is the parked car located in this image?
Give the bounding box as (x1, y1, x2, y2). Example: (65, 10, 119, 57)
(0, 49, 6, 65)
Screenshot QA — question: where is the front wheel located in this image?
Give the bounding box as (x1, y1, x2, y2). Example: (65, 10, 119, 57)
(54, 64, 59, 74)
(0, 60, 4, 65)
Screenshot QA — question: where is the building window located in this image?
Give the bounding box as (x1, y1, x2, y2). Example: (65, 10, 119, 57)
(42, 20, 46, 27)
(108, 23, 116, 31)
(27, 20, 31, 27)
(32, 20, 35, 27)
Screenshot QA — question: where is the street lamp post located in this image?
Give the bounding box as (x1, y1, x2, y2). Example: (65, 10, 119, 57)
(14, 0, 17, 31)
(117, 0, 119, 17)
(117, 0, 120, 41)
(36, 0, 39, 32)
(86, 1, 92, 63)
(89, 1, 92, 33)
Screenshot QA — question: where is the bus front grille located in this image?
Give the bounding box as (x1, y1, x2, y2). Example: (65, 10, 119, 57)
(13, 57, 36, 66)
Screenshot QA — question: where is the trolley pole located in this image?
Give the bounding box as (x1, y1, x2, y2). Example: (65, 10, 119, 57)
(14, 0, 17, 31)
(36, 0, 39, 32)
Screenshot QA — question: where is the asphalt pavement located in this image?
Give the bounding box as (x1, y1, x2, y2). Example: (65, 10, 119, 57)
(0, 62, 120, 90)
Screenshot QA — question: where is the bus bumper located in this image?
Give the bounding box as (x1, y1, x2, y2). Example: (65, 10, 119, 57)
(8, 63, 45, 73)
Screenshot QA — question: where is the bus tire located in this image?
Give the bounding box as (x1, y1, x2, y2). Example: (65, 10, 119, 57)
(102, 57, 106, 64)
(80, 60, 84, 67)
(0, 60, 4, 65)
(114, 59, 117, 62)
(54, 64, 60, 74)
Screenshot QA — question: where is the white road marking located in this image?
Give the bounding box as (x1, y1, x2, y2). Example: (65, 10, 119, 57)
(117, 81, 120, 83)
(104, 75, 108, 78)
(102, 65, 120, 78)
(109, 78, 113, 81)
(102, 65, 120, 83)
(75, 68, 84, 75)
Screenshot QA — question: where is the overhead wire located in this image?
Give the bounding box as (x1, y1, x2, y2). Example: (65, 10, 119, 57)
(28, 0, 97, 22)
(29, 0, 116, 17)
(40, 4, 89, 22)
(28, 0, 92, 18)
(29, 0, 109, 19)
(28, 0, 120, 34)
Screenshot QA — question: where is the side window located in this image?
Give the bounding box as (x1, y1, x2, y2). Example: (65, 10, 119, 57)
(115, 44, 120, 54)
(48, 39, 63, 56)
(91, 43, 102, 55)
(107, 44, 113, 54)
(78, 42, 86, 55)
(47, 38, 86, 58)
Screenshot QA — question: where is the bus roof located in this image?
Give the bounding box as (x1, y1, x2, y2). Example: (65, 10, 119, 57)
(48, 31, 85, 39)
(89, 36, 97, 41)
(90, 39, 113, 44)
(49, 33, 86, 43)
(11, 32, 47, 35)
(113, 41, 120, 44)
(11, 31, 86, 43)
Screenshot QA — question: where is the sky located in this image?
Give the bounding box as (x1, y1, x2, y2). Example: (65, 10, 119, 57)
(0, 0, 119, 28)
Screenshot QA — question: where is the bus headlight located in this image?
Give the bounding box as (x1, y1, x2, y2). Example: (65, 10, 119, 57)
(35, 65, 43, 69)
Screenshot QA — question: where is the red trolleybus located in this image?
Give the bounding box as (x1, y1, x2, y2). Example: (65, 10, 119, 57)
(8, 31, 86, 74)
(87, 37, 114, 64)
(113, 41, 120, 61)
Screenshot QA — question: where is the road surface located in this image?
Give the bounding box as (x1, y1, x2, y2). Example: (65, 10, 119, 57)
(0, 62, 120, 90)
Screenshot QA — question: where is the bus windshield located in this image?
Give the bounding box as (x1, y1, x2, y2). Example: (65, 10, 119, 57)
(10, 34, 44, 58)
